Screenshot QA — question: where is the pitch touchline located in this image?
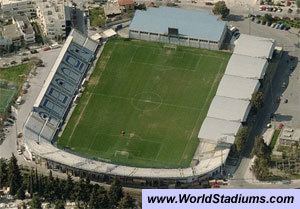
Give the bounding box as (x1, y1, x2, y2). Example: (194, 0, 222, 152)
(114, 42, 225, 61)
(67, 45, 116, 144)
(179, 61, 225, 163)
(90, 92, 202, 111)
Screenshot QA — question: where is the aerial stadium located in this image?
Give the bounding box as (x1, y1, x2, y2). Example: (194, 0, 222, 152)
(24, 7, 276, 185)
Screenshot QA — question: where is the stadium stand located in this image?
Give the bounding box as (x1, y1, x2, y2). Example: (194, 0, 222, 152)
(24, 29, 99, 143)
(129, 7, 227, 50)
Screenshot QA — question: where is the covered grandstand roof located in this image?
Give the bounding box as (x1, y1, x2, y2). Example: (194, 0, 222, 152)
(216, 75, 260, 100)
(129, 7, 226, 42)
(207, 96, 251, 122)
(198, 117, 241, 144)
(234, 34, 275, 59)
(26, 29, 98, 142)
(225, 54, 268, 79)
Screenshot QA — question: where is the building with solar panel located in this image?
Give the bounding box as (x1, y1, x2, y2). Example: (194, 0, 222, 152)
(129, 7, 227, 50)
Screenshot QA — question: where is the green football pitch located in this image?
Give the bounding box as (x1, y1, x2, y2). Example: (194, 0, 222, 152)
(58, 39, 230, 168)
(0, 87, 16, 114)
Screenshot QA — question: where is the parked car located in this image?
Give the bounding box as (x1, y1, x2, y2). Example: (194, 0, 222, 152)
(43, 46, 51, 51)
(279, 24, 285, 30)
(21, 57, 30, 63)
(30, 49, 38, 54)
(271, 23, 277, 28)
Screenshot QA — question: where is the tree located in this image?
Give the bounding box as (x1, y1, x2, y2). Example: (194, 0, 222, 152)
(27, 170, 34, 198)
(252, 136, 271, 158)
(234, 127, 249, 153)
(8, 154, 22, 195)
(64, 174, 74, 201)
(252, 157, 271, 180)
(16, 185, 26, 200)
(119, 193, 136, 209)
(251, 91, 264, 110)
(88, 184, 110, 209)
(54, 200, 65, 209)
(108, 179, 124, 206)
(0, 158, 8, 188)
(262, 14, 273, 23)
(30, 194, 42, 209)
(212, 1, 230, 18)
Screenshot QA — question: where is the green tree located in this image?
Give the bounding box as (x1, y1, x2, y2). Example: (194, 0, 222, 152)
(0, 158, 8, 188)
(8, 154, 22, 195)
(108, 179, 124, 206)
(251, 91, 264, 110)
(88, 185, 110, 209)
(65, 174, 74, 201)
(212, 1, 230, 18)
(27, 170, 34, 198)
(54, 200, 65, 209)
(262, 14, 273, 23)
(234, 127, 249, 153)
(30, 194, 42, 209)
(16, 185, 26, 200)
(118, 193, 136, 209)
(252, 157, 271, 180)
(252, 136, 271, 158)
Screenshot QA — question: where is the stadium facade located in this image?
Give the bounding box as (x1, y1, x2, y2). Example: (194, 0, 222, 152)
(24, 23, 276, 186)
(129, 7, 227, 50)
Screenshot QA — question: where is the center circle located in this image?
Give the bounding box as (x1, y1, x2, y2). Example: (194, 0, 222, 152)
(131, 92, 162, 111)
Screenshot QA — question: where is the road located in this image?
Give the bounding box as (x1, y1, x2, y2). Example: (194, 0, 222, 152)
(0, 48, 62, 160)
(227, 16, 300, 188)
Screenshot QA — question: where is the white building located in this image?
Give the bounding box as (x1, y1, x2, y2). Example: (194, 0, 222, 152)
(13, 14, 35, 44)
(129, 7, 227, 50)
(234, 34, 276, 59)
(0, 0, 36, 18)
(36, 0, 66, 40)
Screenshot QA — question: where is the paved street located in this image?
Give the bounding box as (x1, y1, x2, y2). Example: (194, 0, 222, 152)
(0, 48, 61, 160)
(227, 14, 300, 188)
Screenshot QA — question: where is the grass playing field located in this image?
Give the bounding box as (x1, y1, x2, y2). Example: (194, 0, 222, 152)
(0, 88, 16, 114)
(0, 63, 32, 114)
(58, 38, 231, 168)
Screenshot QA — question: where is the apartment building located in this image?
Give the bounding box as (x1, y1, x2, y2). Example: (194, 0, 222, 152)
(0, 0, 36, 18)
(36, 0, 66, 40)
(13, 14, 35, 44)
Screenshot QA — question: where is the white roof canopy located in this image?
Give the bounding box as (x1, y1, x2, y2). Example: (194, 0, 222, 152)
(234, 34, 275, 59)
(207, 96, 251, 122)
(198, 117, 241, 144)
(102, 29, 117, 38)
(225, 54, 268, 79)
(216, 75, 260, 100)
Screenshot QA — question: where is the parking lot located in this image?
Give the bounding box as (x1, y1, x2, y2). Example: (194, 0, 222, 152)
(0, 48, 62, 159)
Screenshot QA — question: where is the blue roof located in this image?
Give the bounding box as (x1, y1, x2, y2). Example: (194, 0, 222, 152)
(129, 7, 226, 42)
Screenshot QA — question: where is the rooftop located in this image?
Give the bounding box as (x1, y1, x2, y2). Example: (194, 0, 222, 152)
(225, 54, 268, 79)
(13, 14, 34, 35)
(216, 74, 260, 100)
(2, 24, 22, 40)
(118, 0, 134, 6)
(234, 34, 276, 59)
(129, 7, 226, 42)
(198, 117, 241, 144)
(207, 96, 251, 122)
(37, 0, 65, 23)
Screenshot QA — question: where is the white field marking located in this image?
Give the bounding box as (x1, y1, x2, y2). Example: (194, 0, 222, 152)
(179, 60, 225, 164)
(114, 42, 225, 61)
(90, 92, 202, 111)
(66, 45, 116, 145)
